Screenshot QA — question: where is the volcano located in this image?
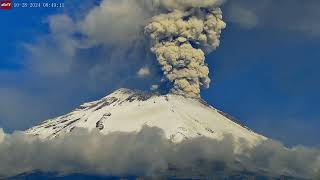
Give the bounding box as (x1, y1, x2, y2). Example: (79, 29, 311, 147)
(26, 88, 266, 147)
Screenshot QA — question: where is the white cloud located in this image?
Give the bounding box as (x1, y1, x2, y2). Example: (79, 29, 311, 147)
(0, 129, 4, 143)
(23, 14, 78, 76)
(0, 127, 319, 179)
(137, 66, 151, 77)
(80, 0, 151, 45)
(150, 84, 159, 91)
(48, 15, 76, 35)
(226, 5, 258, 29)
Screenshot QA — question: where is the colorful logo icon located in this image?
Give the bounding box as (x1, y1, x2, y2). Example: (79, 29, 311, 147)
(1, 0, 12, 10)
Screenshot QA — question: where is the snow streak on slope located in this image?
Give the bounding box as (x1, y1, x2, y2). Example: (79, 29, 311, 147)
(26, 88, 265, 145)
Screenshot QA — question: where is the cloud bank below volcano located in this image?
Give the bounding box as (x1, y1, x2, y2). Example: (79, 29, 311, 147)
(0, 127, 319, 179)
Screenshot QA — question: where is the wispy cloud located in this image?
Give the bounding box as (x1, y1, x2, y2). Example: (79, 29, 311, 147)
(224, 0, 320, 37)
(0, 0, 160, 131)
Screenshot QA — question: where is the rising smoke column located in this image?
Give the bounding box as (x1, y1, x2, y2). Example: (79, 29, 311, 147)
(144, 2, 226, 98)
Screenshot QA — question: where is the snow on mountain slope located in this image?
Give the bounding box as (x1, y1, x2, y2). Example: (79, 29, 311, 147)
(26, 88, 266, 145)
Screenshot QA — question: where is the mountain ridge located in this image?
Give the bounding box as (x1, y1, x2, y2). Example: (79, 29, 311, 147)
(26, 88, 266, 146)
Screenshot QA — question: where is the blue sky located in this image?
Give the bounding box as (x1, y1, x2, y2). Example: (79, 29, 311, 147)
(0, 0, 319, 147)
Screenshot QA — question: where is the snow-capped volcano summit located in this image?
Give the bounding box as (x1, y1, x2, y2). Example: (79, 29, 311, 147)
(26, 88, 266, 145)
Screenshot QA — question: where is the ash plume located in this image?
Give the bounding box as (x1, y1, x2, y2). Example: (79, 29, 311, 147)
(144, 1, 226, 97)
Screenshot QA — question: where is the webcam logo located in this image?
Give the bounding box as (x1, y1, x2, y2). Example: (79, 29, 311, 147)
(1, 0, 12, 10)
